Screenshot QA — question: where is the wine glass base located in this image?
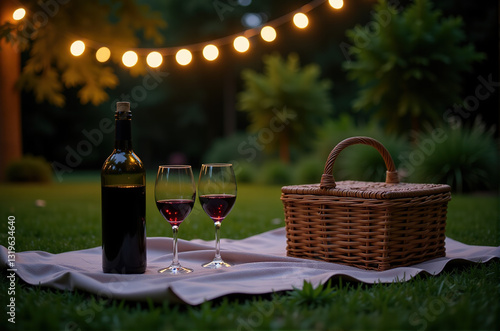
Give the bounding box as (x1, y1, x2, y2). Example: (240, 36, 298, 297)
(202, 260, 232, 269)
(158, 265, 193, 274)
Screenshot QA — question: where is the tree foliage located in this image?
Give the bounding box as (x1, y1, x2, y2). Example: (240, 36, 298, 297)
(237, 53, 333, 163)
(343, 0, 484, 133)
(0, 0, 165, 106)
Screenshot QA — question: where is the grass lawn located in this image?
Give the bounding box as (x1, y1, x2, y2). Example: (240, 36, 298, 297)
(1, 172, 499, 330)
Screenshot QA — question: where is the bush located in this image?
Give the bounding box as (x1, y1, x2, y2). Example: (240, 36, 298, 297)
(409, 122, 499, 192)
(259, 160, 292, 185)
(313, 115, 411, 182)
(335, 137, 411, 182)
(6, 155, 53, 183)
(233, 160, 258, 184)
(203, 132, 251, 163)
(313, 115, 363, 160)
(293, 157, 324, 184)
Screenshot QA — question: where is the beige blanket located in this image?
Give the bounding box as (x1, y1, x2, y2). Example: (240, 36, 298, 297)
(1, 227, 499, 305)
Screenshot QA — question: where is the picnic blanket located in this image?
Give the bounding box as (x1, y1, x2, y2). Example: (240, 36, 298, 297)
(1, 227, 499, 305)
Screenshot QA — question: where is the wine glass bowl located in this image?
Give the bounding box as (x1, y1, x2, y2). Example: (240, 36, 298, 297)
(155, 165, 196, 274)
(198, 163, 237, 269)
(156, 199, 194, 227)
(199, 194, 236, 222)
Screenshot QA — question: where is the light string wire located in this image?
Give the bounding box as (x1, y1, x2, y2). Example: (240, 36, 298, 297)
(8, 0, 344, 66)
(81, 0, 332, 55)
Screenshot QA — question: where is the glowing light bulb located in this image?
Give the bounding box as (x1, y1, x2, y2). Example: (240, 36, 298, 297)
(13, 8, 26, 20)
(233, 36, 250, 53)
(70, 40, 85, 56)
(328, 0, 343, 9)
(96, 47, 111, 63)
(203, 44, 219, 61)
(122, 51, 138, 67)
(293, 13, 308, 29)
(176, 49, 192, 66)
(260, 26, 276, 42)
(146, 51, 163, 68)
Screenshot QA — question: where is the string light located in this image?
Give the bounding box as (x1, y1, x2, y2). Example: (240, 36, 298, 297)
(96, 47, 111, 63)
(233, 36, 250, 53)
(14, 0, 343, 68)
(203, 44, 219, 61)
(176, 49, 192, 65)
(260, 26, 277, 42)
(146, 51, 163, 68)
(12, 8, 26, 21)
(70, 40, 85, 56)
(329, 0, 343, 9)
(293, 13, 309, 29)
(122, 51, 138, 67)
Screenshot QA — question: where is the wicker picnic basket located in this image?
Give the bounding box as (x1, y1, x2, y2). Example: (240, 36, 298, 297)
(281, 136, 451, 271)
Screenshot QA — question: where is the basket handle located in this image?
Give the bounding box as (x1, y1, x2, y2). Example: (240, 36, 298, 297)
(320, 136, 399, 189)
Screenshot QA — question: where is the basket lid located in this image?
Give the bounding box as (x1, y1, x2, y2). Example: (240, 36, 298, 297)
(282, 181, 451, 199)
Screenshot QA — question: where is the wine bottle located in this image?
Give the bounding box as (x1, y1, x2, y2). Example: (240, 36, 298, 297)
(101, 101, 146, 274)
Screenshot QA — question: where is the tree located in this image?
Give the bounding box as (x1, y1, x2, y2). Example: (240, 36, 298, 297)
(343, 0, 484, 133)
(0, 1, 22, 181)
(2, 0, 165, 106)
(0, 0, 165, 180)
(237, 53, 333, 163)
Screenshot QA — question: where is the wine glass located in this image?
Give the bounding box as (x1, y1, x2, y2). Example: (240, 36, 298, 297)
(198, 163, 237, 269)
(155, 165, 196, 274)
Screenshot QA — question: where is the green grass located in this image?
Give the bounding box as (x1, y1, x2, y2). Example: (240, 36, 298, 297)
(1, 172, 499, 330)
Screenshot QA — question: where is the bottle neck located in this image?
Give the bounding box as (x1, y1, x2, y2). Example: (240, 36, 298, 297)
(114, 112, 132, 151)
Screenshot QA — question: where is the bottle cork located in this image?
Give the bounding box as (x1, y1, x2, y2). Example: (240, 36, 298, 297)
(116, 102, 131, 113)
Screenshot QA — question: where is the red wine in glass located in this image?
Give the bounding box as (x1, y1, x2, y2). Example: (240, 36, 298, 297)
(156, 199, 194, 227)
(198, 163, 237, 269)
(155, 165, 195, 274)
(199, 194, 236, 222)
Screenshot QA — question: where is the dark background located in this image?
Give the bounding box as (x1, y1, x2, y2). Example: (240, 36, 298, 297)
(20, 0, 499, 171)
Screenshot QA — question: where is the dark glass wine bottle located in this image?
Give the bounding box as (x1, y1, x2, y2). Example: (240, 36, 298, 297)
(101, 101, 146, 274)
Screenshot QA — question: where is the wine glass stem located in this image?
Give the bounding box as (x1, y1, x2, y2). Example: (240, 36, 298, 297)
(171, 225, 180, 267)
(214, 221, 222, 262)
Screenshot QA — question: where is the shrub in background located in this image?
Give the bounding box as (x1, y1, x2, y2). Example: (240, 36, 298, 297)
(336, 137, 411, 182)
(409, 122, 499, 193)
(204, 132, 262, 184)
(313, 115, 364, 160)
(233, 160, 258, 184)
(203, 132, 259, 164)
(313, 115, 410, 182)
(6, 155, 53, 183)
(259, 160, 292, 186)
(293, 157, 325, 184)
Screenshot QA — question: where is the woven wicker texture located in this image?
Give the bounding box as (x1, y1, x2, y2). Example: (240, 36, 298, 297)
(281, 137, 451, 271)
